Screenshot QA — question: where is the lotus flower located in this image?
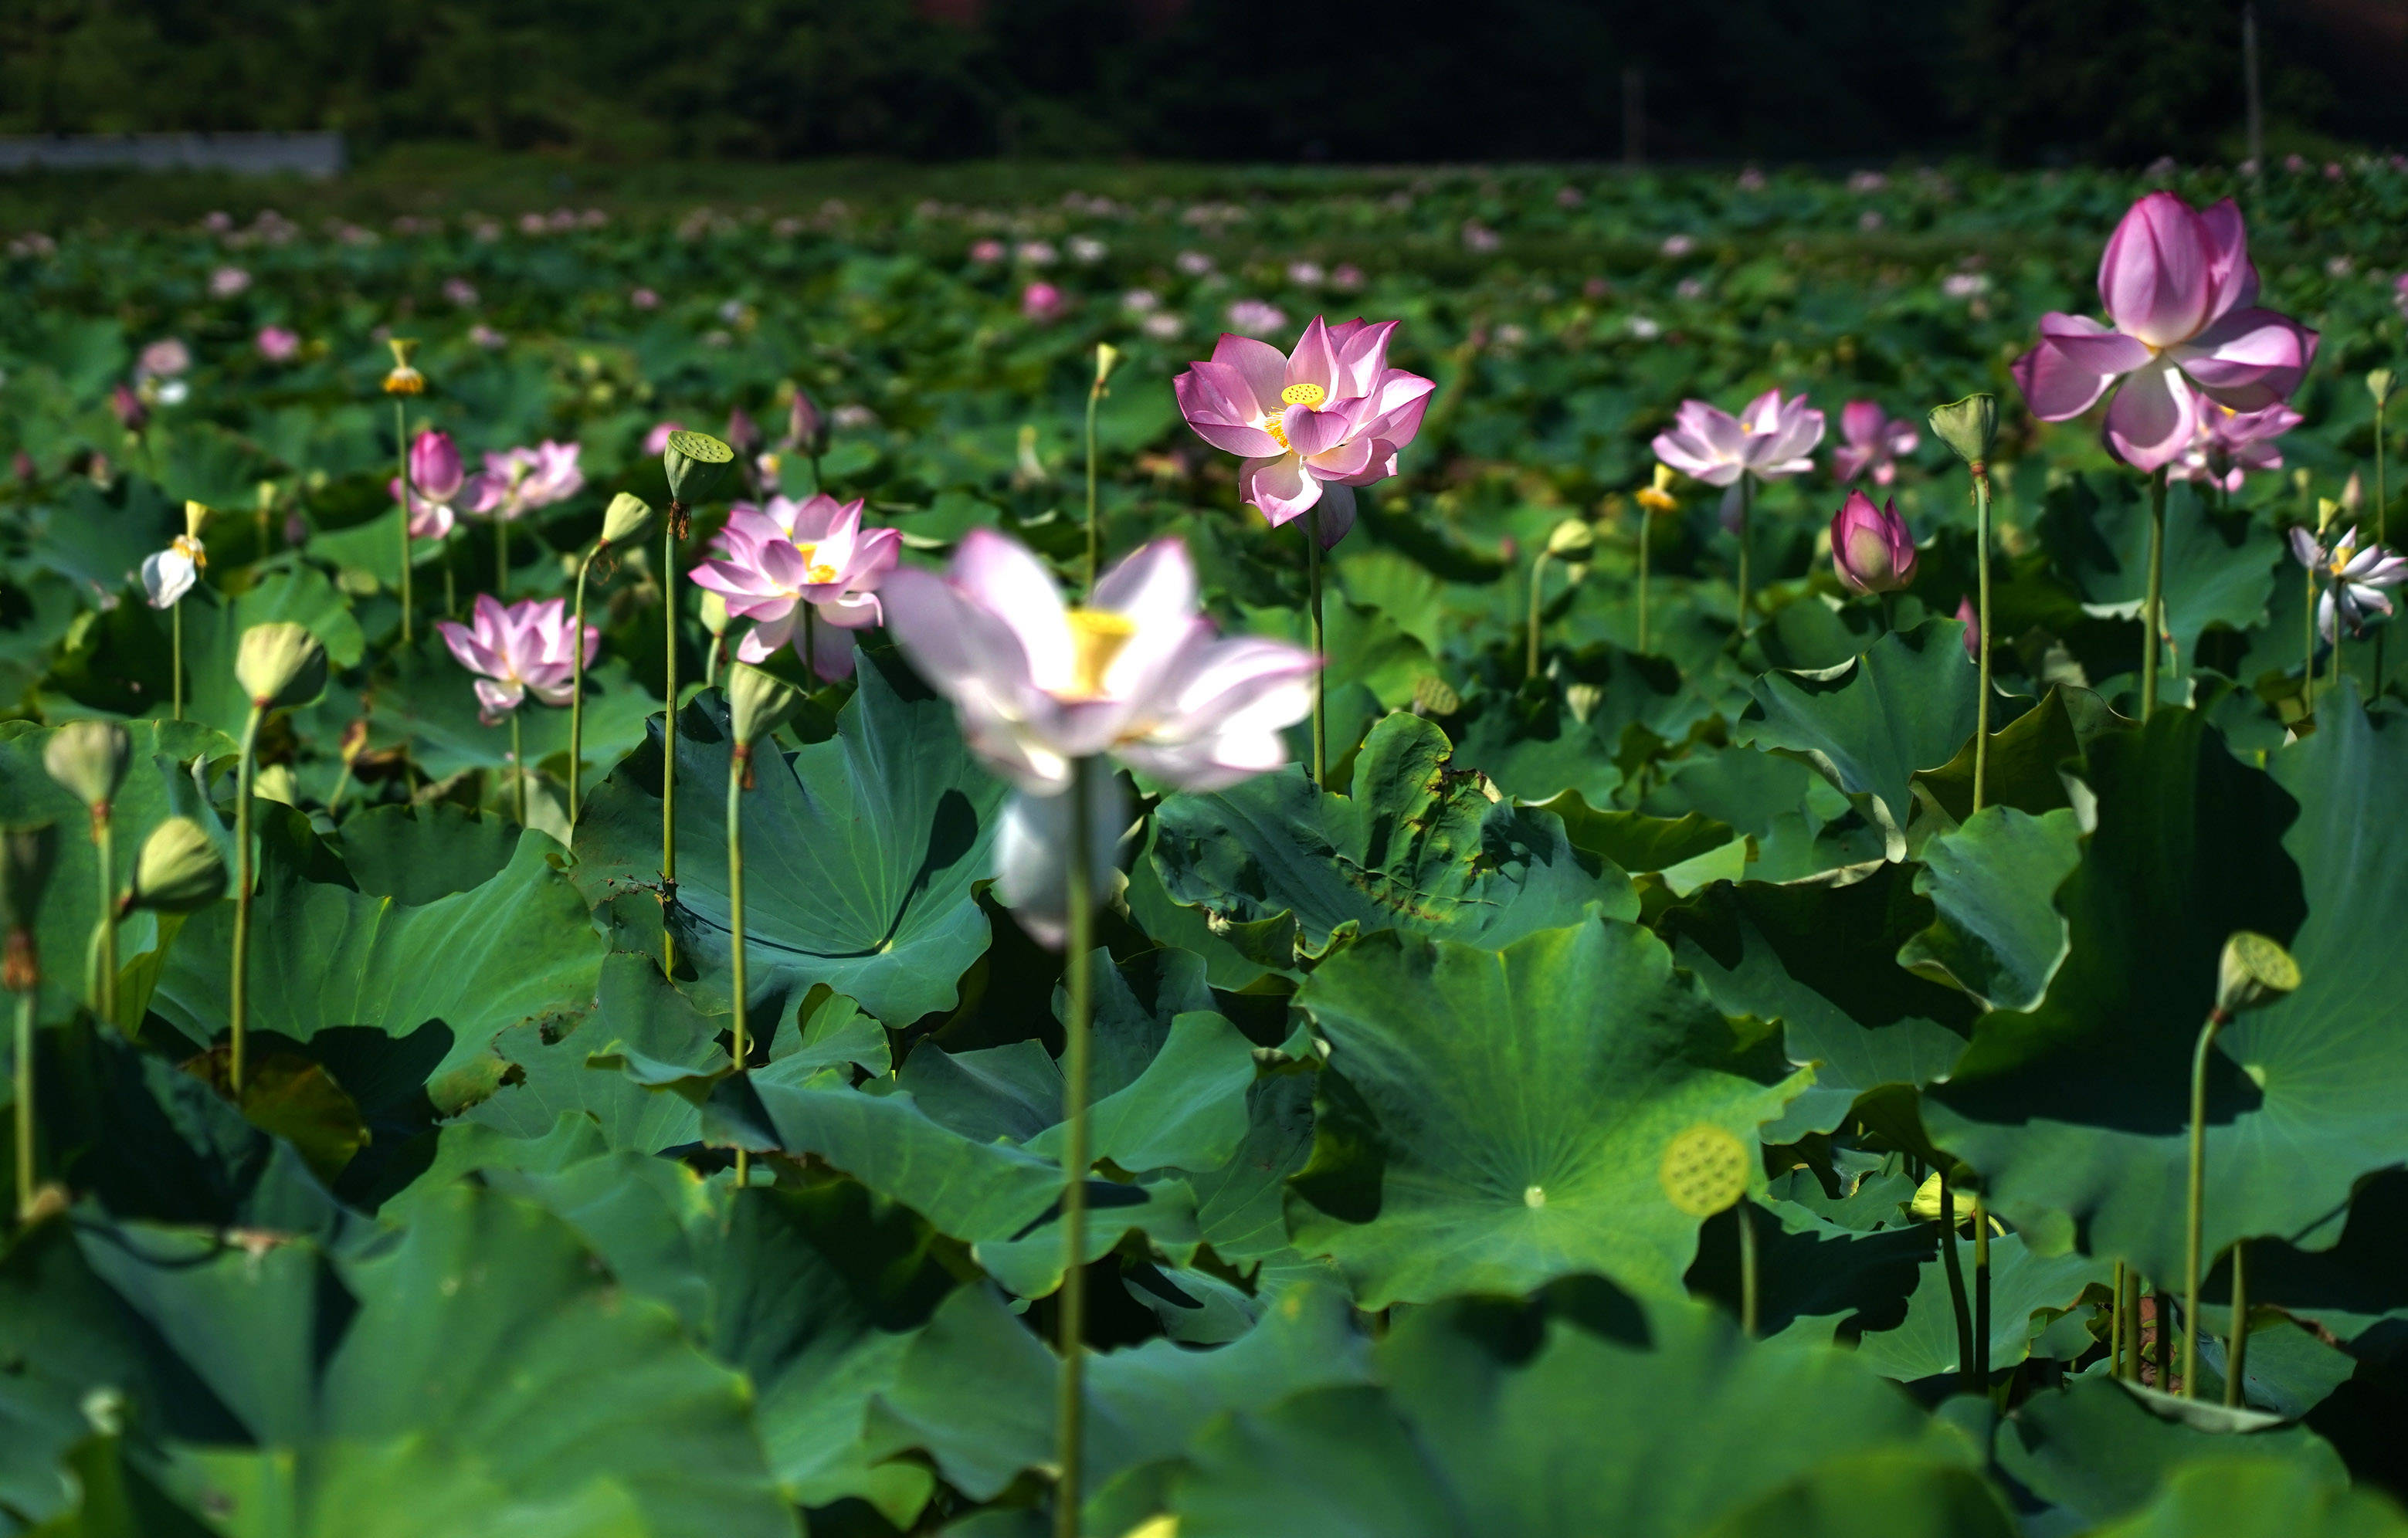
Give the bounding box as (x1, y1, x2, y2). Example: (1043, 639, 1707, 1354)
(462, 441, 584, 522)
(1829, 490, 1918, 594)
(1650, 388, 1826, 523)
(2011, 192, 2318, 472)
(256, 326, 300, 362)
(2289, 526, 2408, 642)
(2170, 402, 2301, 494)
(643, 420, 685, 457)
(436, 594, 599, 723)
(142, 535, 205, 608)
(1833, 401, 1918, 485)
(390, 429, 466, 540)
(1173, 317, 1436, 548)
(688, 494, 899, 679)
(1023, 282, 1066, 322)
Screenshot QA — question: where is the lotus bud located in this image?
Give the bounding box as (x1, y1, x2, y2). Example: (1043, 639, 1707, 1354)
(1094, 342, 1121, 388)
(2342, 471, 2364, 515)
(727, 663, 803, 749)
(2317, 496, 2342, 534)
(698, 588, 730, 639)
(382, 337, 425, 395)
(1829, 490, 1919, 595)
(110, 383, 149, 434)
(184, 499, 212, 540)
(1, 822, 58, 992)
(2370, 368, 2396, 407)
(43, 720, 131, 810)
(2215, 931, 2301, 1018)
(785, 383, 828, 458)
(725, 406, 763, 457)
(127, 817, 226, 913)
(1927, 392, 1998, 469)
(662, 429, 734, 505)
(601, 491, 656, 547)
(1909, 1170, 1976, 1226)
(1545, 518, 1596, 558)
(236, 622, 328, 711)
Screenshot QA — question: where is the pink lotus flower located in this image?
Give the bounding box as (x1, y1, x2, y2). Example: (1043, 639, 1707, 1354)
(462, 441, 584, 522)
(2010, 192, 2318, 472)
(725, 405, 761, 455)
(2169, 402, 2301, 494)
(643, 420, 685, 457)
(881, 530, 1319, 798)
(688, 493, 900, 679)
(1650, 388, 1826, 524)
(437, 594, 599, 723)
(1023, 282, 1066, 322)
(392, 429, 466, 539)
(1828, 490, 1918, 594)
(970, 239, 1006, 264)
(136, 339, 191, 380)
(110, 384, 148, 432)
(1833, 401, 1919, 485)
(255, 326, 300, 362)
(210, 266, 251, 297)
(2289, 526, 2408, 642)
(1172, 316, 1436, 548)
(631, 287, 660, 310)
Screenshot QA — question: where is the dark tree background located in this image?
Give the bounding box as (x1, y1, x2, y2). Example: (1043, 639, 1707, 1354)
(1, 0, 2396, 163)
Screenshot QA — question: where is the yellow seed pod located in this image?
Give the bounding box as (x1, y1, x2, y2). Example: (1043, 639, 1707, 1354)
(1909, 1171, 1976, 1226)
(1659, 1124, 1750, 1217)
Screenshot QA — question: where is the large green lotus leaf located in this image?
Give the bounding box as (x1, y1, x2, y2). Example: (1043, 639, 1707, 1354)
(370, 631, 659, 784)
(1735, 618, 1981, 850)
(2220, 1170, 2408, 1360)
(1897, 806, 2083, 1011)
(1149, 712, 1633, 961)
(1239, 597, 1436, 776)
(334, 801, 520, 905)
(0, 717, 236, 1026)
(152, 828, 605, 1086)
(2037, 474, 2283, 689)
(166, 568, 368, 738)
(1285, 920, 1810, 1307)
(1925, 707, 2363, 1280)
(1684, 1197, 1931, 1345)
(2191, 1313, 2359, 1421)
(1916, 686, 2111, 824)
(1849, 1231, 2109, 1382)
(1165, 1384, 1463, 1538)
(861, 1279, 1368, 1506)
(2089, 1459, 2408, 1538)
(572, 646, 1005, 1025)
(1661, 862, 1974, 1140)
(1695, 1450, 2020, 1538)
(1449, 647, 1691, 804)
(164, 1443, 654, 1538)
(0, 1221, 165, 1528)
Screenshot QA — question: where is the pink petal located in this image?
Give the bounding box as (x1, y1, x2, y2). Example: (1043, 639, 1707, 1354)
(2172, 307, 2317, 411)
(1280, 402, 1351, 459)
(1242, 454, 1320, 527)
(951, 527, 1072, 689)
(2012, 333, 2119, 423)
(1285, 316, 1339, 397)
(1208, 334, 1290, 418)
(2103, 361, 2201, 472)
(1840, 400, 1887, 449)
(2196, 198, 2257, 322)
(2036, 312, 2153, 376)
(2098, 192, 2213, 347)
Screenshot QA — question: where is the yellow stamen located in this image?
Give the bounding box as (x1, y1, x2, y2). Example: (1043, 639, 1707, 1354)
(1263, 412, 1290, 450)
(1063, 608, 1137, 699)
(172, 534, 207, 568)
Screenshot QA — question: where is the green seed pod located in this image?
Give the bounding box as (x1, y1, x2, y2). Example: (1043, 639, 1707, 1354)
(2216, 930, 2301, 1017)
(727, 663, 803, 747)
(1928, 393, 1999, 469)
(2369, 368, 2396, 407)
(698, 588, 731, 639)
(1411, 674, 1460, 716)
(601, 491, 657, 546)
(128, 816, 227, 913)
(236, 622, 329, 711)
(1545, 517, 1596, 558)
(42, 720, 131, 809)
(662, 429, 734, 505)
(2, 822, 58, 992)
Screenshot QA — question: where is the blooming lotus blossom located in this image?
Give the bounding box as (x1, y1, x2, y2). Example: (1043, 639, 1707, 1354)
(391, 429, 466, 539)
(1172, 316, 1436, 547)
(2289, 526, 2408, 642)
(688, 494, 900, 679)
(462, 441, 584, 522)
(136, 339, 191, 381)
(1022, 283, 1065, 321)
(2169, 402, 2301, 494)
(1828, 490, 1918, 594)
(256, 326, 300, 362)
(142, 534, 205, 608)
(1650, 388, 1826, 524)
(2011, 192, 2318, 472)
(437, 595, 599, 723)
(970, 239, 1006, 264)
(881, 530, 1319, 798)
(1833, 401, 1919, 485)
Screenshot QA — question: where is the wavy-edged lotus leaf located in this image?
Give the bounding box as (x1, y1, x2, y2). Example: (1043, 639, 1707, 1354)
(1685, 1196, 1931, 1345)
(572, 645, 1005, 1026)
(1287, 920, 1810, 1307)
(2216, 1170, 2408, 1361)
(1694, 1449, 2020, 1538)
(334, 801, 520, 905)
(2037, 475, 2284, 690)
(1916, 686, 2115, 824)
(1898, 806, 2084, 1011)
(1238, 596, 1436, 777)
(2087, 1458, 2408, 1538)
(1850, 1230, 2109, 1382)
(1149, 712, 1633, 964)
(1531, 791, 1738, 873)
(1448, 643, 1695, 804)
(0, 1221, 161, 1528)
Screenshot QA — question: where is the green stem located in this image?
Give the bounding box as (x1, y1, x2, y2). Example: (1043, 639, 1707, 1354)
(13, 988, 32, 1221)
(2305, 557, 2319, 718)
(1305, 506, 1326, 787)
(171, 601, 184, 722)
(232, 705, 263, 1095)
(809, 454, 822, 496)
(1738, 1198, 1758, 1338)
(2141, 469, 2166, 721)
(707, 635, 724, 691)
(2111, 1261, 2126, 1377)
(663, 511, 681, 976)
(2378, 397, 2390, 692)
(1055, 757, 1098, 1538)
(90, 811, 116, 1028)
(2185, 1009, 2230, 1398)
(1939, 1169, 1975, 1391)
(1972, 1192, 1992, 1390)
(1636, 505, 1651, 654)
(510, 710, 526, 826)
(803, 607, 818, 682)
(570, 548, 596, 825)
(1525, 550, 1552, 681)
(1974, 467, 1994, 812)
(396, 401, 414, 645)
(443, 531, 456, 618)
(2226, 1240, 2250, 1408)
(496, 516, 510, 598)
(728, 744, 749, 1189)
(1735, 474, 1755, 633)
(1084, 372, 1104, 595)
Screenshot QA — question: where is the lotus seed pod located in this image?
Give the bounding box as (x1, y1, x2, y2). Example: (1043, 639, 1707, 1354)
(727, 663, 802, 747)
(42, 720, 131, 809)
(1094, 342, 1121, 387)
(1909, 1171, 1976, 1226)
(698, 588, 731, 639)
(382, 336, 425, 395)
(1411, 675, 1460, 716)
(601, 491, 656, 547)
(1545, 517, 1596, 558)
(1658, 1123, 1750, 1217)
(662, 429, 734, 504)
(0, 822, 59, 939)
(129, 816, 226, 913)
(236, 622, 329, 710)
(2216, 930, 2301, 1018)
(2370, 368, 2396, 406)
(1927, 392, 1998, 468)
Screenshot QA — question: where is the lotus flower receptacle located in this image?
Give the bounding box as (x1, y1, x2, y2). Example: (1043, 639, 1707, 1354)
(236, 622, 329, 710)
(42, 720, 130, 810)
(1928, 392, 1998, 469)
(128, 817, 227, 913)
(663, 429, 735, 505)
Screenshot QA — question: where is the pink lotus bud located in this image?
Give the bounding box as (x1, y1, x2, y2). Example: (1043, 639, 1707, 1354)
(1022, 282, 1065, 322)
(110, 384, 148, 433)
(1829, 490, 1918, 595)
(256, 326, 301, 362)
(724, 405, 761, 455)
(643, 420, 685, 457)
(970, 239, 1006, 264)
(410, 429, 466, 503)
(1955, 598, 1980, 659)
(787, 385, 827, 456)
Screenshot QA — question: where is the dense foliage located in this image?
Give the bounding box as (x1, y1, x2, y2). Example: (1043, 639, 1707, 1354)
(5, 158, 2408, 1536)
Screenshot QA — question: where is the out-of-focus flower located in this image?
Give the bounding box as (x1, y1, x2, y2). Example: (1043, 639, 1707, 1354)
(689, 494, 900, 679)
(970, 239, 1006, 264)
(1461, 222, 1501, 252)
(881, 530, 1318, 799)
(1287, 260, 1324, 286)
(1069, 235, 1107, 263)
(1121, 289, 1162, 314)
(725, 406, 761, 456)
(1224, 298, 1287, 337)
(393, 429, 466, 539)
(1675, 277, 1708, 301)
(1942, 272, 1991, 300)
(143, 501, 210, 608)
(1651, 388, 1826, 524)
(785, 386, 827, 458)
(2289, 525, 2408, 641)
(1017, 240, 1058, 266)
(2012, 192, 2318, 471)
(1660, 234, 1695, 258)
(462, 441, 584, 522)
(110, 383, 150, 433)
(643, 420, 685, 457)
(1848, 170, 1889, 193)
(255, 326, 300, 361)
(833, 404, 877, 430)
(468, 324, 506, 350)
(1833, 401, 1920, 485)
(1627, 314, 1663, 340)
(1175, 250, 1214, 276)
(1023, 282, 1066, 322)
(443, 276, 480, 307)
(1955, 597, 1980, 658)
(631, 286, 660, 310)
(1331, 263, 1365, 290)
(136, 339, 191, 380)
(381, 337, 425, 395)
(436, 594, 598, 723)
(1829, 490, 1918, 594)
(1737, 167, 1767, 192)
(2170, 401, 2302, 493)
(1174, 315, 1436, 547)
(210, 266, 251, 297)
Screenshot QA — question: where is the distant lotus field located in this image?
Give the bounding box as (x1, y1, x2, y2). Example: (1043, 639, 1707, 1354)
(5, 158, 2408, 1537)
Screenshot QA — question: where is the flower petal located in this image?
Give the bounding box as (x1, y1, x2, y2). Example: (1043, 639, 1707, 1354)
(2102, 359, 2201, 472)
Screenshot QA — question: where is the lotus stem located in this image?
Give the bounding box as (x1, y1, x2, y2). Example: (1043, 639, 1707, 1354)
(2110, 1261, 2126, 1376)
(570, 547, 596, 824)
(395, 400, 413, 645)
(496, 516, 510, 598)
(728, 738, 749, 1188)
(707, 634, 724, 690)
(88, 806, 116, 1026)
(2304, 553, 2319, 718)
(1972, 1191, 1992, 1391)
(1525, 549, 1553, 682)
(1735, 473, 1755, 633)
(2377, 394, 2390, 689)
(509, 710, 527, 826)
(2226, 1239, 2250, 1407)
(1636, 504, 1652, 654)
(663, 510, 681, 975)
(171, 601, 184, 722)
(2184, 1005, 2232, 1397)
(1055, 754, 1098, 1538)
(13, 988, 33, 1221)
(1973, 464, 1994, 812)
(2141, 468, 2166, 722)
(443, 530, 456, 618)
(1738, 1198, 1759, 1338)
(1938, 1168, 1975, 1391)
(1084, 369, 1104, 596)
(231, 704, 263, 1094)
(1305, 506, 1327, 787)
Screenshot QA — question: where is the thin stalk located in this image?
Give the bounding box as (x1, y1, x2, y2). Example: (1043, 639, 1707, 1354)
(231, 705, 263, 1094)
(2305, 557, 2320, 717)
(2226, 1240, 2250, 1408)
(443, 530, 456, 617)
(2111, 1261, 2127, 1376)
(509, 710, 526, 826)
(2141, 469, 2166, 721)
(570, 548, 596, 824)
(663, 512, 681, 975)
(496, 517, 510, 598)
(1939, 1169, 1976, 1391)
(2379, 393, 2392, 689)
(1973, 466, 1994, 811)
(1636, 506, 1652, 653)
(1738, 1198, 1759, 1337)
(1305, 506, 1327, 786)
(1084, 368, 1104, 595)
(728, 743, 749, 1188)
(1972, 1193, 1993, 1390)
(14, 989, 33, 1220)
(707, 635, 724, 690)
(90, 810, 116, 1026)
(326, 760, 354, 819)
(1525, 550, 1553, 681)
(809, 454, 822, 496)
(171, 601, 185, 722)
(1054, 756, 1098, 1538)
(395, 401, 414, 645)
(2184, 1008, 2232, 1397)
(1735, 474, 1755, 632)
(803, 608, 818, 683)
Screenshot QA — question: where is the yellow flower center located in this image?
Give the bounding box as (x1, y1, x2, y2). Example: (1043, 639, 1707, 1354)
(382, 367, 426, 395)
(1280, 381, 1328, 408)
(793, 541, 839, 587)
(1063, 608, 1137, 699)
(172, 534, 207, 567)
